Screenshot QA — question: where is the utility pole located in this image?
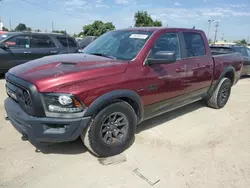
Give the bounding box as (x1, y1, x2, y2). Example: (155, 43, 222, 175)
(214, 21, 219, 44)
(207, 20, 214, 40)
(9, 18, 12, 31)
(52, 22, 54, 32)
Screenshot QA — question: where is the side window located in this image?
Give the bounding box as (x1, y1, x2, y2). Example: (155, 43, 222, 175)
(30, 35, 56, 48)
(56, 36, 77, 47)
(247, 48, 250, 56)
(5, 35, 30, 48)
(149, 33, 181, 59)
(183, 32, 206, 57)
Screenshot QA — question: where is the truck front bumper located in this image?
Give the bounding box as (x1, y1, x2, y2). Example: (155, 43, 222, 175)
(5, 98, 91, 143)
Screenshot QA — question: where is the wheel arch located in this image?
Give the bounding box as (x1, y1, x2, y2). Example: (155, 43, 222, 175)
(84, 90, 144, 123)
(208, 66, 235, 97)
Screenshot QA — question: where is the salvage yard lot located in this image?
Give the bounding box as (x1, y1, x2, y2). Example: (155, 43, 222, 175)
(1, 77, 250, 188)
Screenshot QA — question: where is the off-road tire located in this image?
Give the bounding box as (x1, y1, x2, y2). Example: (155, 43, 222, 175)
(207, 77, 232, 109)
(81, 101, 137, 157)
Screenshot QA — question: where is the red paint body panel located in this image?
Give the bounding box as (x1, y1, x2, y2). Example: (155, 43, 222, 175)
(8, 28, 243, 116)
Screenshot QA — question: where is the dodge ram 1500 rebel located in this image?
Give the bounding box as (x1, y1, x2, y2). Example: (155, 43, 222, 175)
(4, 28, 243, 157)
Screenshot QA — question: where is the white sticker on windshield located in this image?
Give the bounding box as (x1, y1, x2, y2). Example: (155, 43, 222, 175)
(2, 35, 7, 38)
(129, 34, 148, 39)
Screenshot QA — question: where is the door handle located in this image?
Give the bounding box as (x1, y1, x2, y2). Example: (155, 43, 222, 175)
(176, 68, 185, 73)
(50, 51, 58, 54)
(23, 51, 31, 54)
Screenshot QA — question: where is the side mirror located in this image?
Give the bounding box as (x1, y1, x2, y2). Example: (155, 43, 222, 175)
(0, 43, 9, 49)
(146, 51, 176, 65)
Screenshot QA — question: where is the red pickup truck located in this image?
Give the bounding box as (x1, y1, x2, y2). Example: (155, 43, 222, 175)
(5, 28, 243, 157)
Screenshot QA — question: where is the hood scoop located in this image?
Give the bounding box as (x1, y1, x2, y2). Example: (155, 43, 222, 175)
(59, 62, 77, 67)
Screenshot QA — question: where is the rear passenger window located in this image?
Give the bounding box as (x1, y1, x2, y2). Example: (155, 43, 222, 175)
(56, 36, 77, 47)
(183, 32, 206, 57)
(30, 35, 56, 48)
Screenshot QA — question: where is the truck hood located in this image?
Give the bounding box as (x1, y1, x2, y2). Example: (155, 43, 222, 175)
(9, 54, 128, 92)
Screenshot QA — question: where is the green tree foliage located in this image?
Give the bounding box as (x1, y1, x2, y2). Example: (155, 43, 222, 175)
(233, 39, 248, 45)
(82, 21, 115, 36)
(26, 27, 32, 31)
(2, 27, 8, 31)
(15, 23, 27, 31)
(134, 11, 162, 27)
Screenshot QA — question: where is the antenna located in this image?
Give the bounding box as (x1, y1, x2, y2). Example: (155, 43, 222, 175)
(65, 30, 70, 54)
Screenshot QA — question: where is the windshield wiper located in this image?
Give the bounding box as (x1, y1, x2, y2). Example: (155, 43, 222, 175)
(88, 53, 117, 60)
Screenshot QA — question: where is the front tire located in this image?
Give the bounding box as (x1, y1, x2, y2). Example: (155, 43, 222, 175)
(207, 77, 232, 109)
(81, 101, 137, 157)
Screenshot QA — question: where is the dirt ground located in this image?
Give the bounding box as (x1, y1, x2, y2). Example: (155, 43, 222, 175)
(1, 77, 250, 188)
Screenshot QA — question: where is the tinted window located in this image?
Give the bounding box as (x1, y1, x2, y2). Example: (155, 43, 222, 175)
(149, 33, 181, 59)
(183, 32, 206, 57)
(5, 35, 30, 48)
(247, 48, 250, 56)
(30, 35, 55, 48)
(56, 36, 77, 47)
(83, 30, 153, 60)
(78, 37, 95, 48)
(232, 46, 248, 56)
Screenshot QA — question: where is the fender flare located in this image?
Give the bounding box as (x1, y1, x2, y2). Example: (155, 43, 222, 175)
(208, 66, 235, 96)
(84, 90, 144, 122)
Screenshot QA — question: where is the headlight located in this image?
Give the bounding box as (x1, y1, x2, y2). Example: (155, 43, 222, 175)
(42, 93, 85, 114)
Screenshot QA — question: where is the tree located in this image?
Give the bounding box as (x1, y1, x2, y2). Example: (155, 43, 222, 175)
(233, 39, 247, 45)
(26, 27, 32, 31)
(2, 27, 8, 31)
(134, 11, 162, 27)
(82, 21, 115, 36)
(15, 23, 27, 31)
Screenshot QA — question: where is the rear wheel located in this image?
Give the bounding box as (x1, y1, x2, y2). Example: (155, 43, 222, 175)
(207, 77, 232, 109)
(81, 101, 137, 157)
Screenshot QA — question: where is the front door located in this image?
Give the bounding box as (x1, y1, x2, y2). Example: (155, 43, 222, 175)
(1, 35, 33, 72)
(142, 32, 187, 118)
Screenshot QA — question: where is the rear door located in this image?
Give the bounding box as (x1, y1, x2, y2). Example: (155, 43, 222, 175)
(29, 34, 59, 59)
(181, 31, 214, 94)
(0, 34, 32, 72)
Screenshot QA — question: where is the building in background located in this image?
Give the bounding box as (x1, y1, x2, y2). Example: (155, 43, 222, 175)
(0, 16, 3, 31)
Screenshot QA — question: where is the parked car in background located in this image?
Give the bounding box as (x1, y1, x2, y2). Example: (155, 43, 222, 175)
(211, 45, 250, 75)
(0, 32, 79, 74)
(77, 36, 97, 52)
(5, 27, 243, 157)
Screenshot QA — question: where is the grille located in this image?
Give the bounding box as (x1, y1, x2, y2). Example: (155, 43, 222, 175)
(6, 81, 32, 107)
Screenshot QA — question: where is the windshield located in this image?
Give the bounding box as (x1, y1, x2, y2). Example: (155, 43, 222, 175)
(83, 30, 153, 60)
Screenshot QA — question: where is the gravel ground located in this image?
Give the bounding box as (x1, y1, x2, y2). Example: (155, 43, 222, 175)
(0, 77, 250, 188)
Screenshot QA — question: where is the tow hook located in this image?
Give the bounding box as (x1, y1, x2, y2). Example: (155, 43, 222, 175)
(21, 134, 28, 141)
(5, 116, 9, 121)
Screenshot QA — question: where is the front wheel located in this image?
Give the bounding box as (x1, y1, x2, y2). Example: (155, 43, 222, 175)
(81, 101, 137, 157)
(206, 77, 232, 109)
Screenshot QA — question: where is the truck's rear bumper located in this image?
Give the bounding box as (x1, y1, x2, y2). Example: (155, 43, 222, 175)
(4, 98, 91, 143)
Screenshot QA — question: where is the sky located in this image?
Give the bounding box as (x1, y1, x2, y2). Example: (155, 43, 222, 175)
(0, 0, 250, 41)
